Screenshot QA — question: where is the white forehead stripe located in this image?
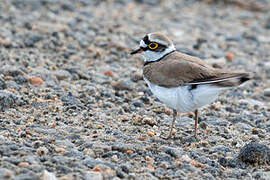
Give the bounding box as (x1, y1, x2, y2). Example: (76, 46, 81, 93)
(140, 40, 147, 48)
(148, 34, 168, 46)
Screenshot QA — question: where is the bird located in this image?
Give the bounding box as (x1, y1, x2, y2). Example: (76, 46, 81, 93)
(130, 32, 252, 139)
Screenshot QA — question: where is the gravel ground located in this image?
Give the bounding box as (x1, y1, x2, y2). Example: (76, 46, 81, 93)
(0, 0, 270, 179)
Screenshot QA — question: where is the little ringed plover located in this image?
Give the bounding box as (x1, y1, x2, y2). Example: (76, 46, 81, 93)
(131, 32, 252, 138)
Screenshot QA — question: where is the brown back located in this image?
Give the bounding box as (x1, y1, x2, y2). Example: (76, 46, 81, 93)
(143, 51, 251, 88)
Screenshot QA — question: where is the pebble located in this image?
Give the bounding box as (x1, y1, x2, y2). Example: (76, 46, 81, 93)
(41, 170, 57, 180)
(263, 88, 270, 97)
(237, 141, 270, 165)
(36, 147, 49, 156)
(0, 168, 14, 180)
(29, 77, 43, 86)
(0, 77, 6, 90)
(85, 171, 103, 180)
(0, 90, 19, 110)
(112, 80, 133, 91)
(225, 52, 233, 61)
(18, 162, 29, 168)
(137, 173, 159, 180)
(104, 70, 114, 78)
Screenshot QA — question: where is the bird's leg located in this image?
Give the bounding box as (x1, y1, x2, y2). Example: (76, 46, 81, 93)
(194, 109, 199, 137)
(167, 109, 178, 139)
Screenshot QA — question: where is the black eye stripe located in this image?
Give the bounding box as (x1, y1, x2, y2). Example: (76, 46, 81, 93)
(143, 35, 150, 44)
(141, 35, 167, 52)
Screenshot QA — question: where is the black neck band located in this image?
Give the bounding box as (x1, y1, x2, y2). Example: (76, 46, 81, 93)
(144, 50, 176, 66)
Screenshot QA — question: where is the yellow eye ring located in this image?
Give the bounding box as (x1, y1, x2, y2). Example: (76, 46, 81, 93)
(148, 43, 158, 50)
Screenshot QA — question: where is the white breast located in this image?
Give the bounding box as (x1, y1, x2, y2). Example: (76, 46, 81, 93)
(144, 78, 226, 113)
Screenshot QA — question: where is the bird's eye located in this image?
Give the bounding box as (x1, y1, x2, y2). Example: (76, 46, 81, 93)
(148, 43, 158, 50)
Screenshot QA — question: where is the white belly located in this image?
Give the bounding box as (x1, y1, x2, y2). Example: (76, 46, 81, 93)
(144, 78, 226, 113)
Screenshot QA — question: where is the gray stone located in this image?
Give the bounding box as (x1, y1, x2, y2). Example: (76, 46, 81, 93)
(52, 70, 71, 81)
(41, 170, 57, 180)
(85, 171, 103, 180)
(0, 168, 14, 180)
(14, 173, 39, 180)
(0, 90, 19, 110)
(60, 92, 82, 107)
(136, 173, 158, 180)
(237, 141, 270, 165)
(0, 76, 6, 90)
(264, 88, 270, 97)
(55, 139, 74, 148)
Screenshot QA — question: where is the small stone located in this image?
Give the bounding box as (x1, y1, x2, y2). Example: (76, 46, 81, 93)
(112, 80, 132, 91)
(37, 147, 49, 156)
(104, 70, 114, 77)
(52, 70, 71, 80)
(199, 122, 207, 129)
(0, 168, 14, 179)
(58, 175, 73, 180)
(41, 170, 57, 180)
(137, 173, 158, 180)
(212, 101, 221, 110)
(180, 154, 191, 163)
(164, 108, 171, 116)
(0, 90, 19, 110)
(145, 156, 153, 162)
(190, 160, 207, 168)
(29, 77, 43, 86)
(138, 136, 146, 141)
(133, 101, 144, 107)
(0, 77, 6, 90)
(237, 142, 270, 165)
(18, 162, 29, 168)
(131, 73, 143, 82)
(142, 117, 157, 126)
(263, 88, 270, 97)
(147, 131, 155, 137)
(85, 171, 103, 180)
(55, 147, 66, 154)
(225, 52, 233, 61)
(265, 17, 270, 29)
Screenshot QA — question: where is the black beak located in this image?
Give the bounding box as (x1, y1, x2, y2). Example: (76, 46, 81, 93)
(130, 48, 143, 55)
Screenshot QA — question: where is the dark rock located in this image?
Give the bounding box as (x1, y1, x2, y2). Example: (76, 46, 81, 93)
(61, 92, 82, 107)
(193, 38, 207, 50)
(112, 80, 133, 91)
(13, 75, 28, 85)
(242, 32, 257, 41)
(199, 121, 207, 129)
(61, 2, 75, 11)
(237, 141, 270, 165)
(211, 49, 224, 58)
(181, 136, 196, 144)
(116, 168, 126, 178)
(24, 34, 43, 47)
(133, 101, 144, 108)
(225, 35, 243, 42)
(0, 77, 6, 90)
(13, 172, 39, 180)
(0, 65, 23, 77)
(120, 163, 132, 174)
(64, 149, 84, 158)
(265, 17, 270, 29)
(160, 146, 184, 159)
(0, 90, 19, 110)
(0, 168, 14, 180)
(5, 81, 21, 91)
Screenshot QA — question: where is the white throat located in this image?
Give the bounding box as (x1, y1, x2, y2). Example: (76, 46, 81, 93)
(139, 40, 176, 62)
